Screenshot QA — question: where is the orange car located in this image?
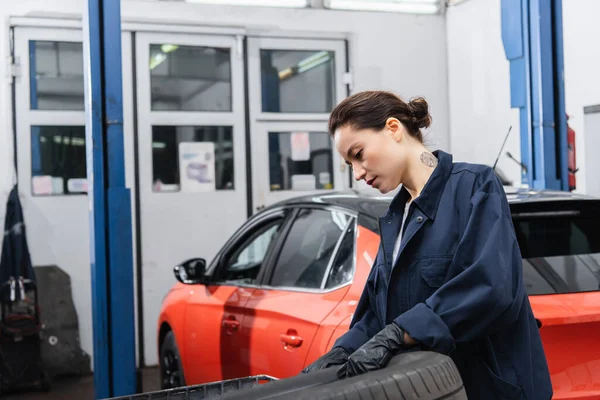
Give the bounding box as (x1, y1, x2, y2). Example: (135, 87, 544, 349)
(157, 188, 600, 399)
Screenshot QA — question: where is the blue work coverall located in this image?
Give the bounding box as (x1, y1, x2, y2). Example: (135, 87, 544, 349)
(334, 150, 553, 400)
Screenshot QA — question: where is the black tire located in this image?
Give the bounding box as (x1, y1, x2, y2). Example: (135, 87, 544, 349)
(218, 351, 465, 400)
(294, 351, 467, 400)
(160, 331, 186, 389)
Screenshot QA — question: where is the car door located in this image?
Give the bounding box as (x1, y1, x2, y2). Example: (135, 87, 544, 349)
(243, 206, 357, 378)
(183, 209, 290, 384)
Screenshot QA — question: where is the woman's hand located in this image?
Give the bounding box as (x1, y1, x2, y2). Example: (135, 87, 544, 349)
(404, 331, 417, 346)
(337, 323, 412, 378)
(302, 346, 349, 374)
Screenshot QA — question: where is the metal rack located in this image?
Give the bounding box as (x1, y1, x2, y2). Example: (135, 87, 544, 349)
(107, 375, 278, 400)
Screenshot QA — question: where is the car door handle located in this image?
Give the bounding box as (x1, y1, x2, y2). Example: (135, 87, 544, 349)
(280, 333, 303, 347)
(223, 320, 240, 330)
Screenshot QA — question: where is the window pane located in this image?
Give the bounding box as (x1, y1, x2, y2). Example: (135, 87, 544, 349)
(31, 126, 87, 195)
(150, 44, 232, 111)
(260, 49, 335, 113)
(217, 219, 284, 285)
(269, 132, 334, 191)
(29, 41, 84, 110)
(270, 209, 349, 289)
(152, 126, 234, 192)
(514, 208, 600, 294)
(325, 221, 355, 289)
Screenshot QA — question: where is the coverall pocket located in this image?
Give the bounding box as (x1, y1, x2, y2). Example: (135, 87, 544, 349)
(417, 257, 452, 288)
(480, 358, 525, 400)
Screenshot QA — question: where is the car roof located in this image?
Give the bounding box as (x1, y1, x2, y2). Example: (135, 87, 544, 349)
(269, 186, 597, 220)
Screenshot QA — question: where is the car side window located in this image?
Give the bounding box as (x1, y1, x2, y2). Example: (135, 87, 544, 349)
(215, 218, 284, 285)
(325, 220, 356, 289)
(269, 208, 350, 290)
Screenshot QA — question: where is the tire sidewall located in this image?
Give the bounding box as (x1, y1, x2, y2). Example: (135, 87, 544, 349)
(160, 331, 186, 389)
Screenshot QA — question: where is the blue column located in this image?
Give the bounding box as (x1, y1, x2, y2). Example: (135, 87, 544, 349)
(552, 0, 569, 191)
(501, 0, 568, 190)
(29, 41, 42, 177)
(83, 0, 137, 398)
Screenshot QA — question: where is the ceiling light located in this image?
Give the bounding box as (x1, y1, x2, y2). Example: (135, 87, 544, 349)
(185, 0, 309, 7)
(160, 44, 179, 53)
(324, 0, 440, 14)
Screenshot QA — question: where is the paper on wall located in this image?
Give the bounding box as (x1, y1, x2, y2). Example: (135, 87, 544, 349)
(32, 175, 53, 195)
(179, 142, 216, 193)
(290, 132, 310, 161)
(67, 178, 88, 193)
(291, 174, 316, 191)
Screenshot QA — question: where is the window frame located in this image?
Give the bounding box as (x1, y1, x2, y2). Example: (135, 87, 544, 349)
(30, 124, 88, 196)
(14, 28, 87, 198)
(205, 206, 293, 288)
(511, 199, 600, 295)
(150, 124, 236, 192)
(212, 218, 284, 286)
(322, 216, 357, 290)
(260, 204, 358, 294)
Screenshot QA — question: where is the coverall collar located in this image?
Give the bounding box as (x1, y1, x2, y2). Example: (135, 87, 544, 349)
(387, 150, 453, 220)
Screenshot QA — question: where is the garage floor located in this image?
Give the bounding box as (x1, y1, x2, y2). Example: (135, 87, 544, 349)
(2, 368, 161, 400)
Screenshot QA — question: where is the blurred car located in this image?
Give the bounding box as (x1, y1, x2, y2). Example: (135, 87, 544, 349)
(157, 187, 600, 399)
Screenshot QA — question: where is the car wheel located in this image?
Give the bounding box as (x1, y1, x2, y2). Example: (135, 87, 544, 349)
(219, 351, 466, 400)
(294, 351, 467, 400)
(160, 331, 186, 389)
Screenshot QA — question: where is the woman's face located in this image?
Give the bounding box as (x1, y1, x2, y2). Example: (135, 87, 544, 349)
(334, 119, 408, 194)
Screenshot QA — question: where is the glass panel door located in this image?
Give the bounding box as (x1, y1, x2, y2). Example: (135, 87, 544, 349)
(135, 32, 247, 366)
(247, 37, 350, 211)
(13, 27, 136, 370)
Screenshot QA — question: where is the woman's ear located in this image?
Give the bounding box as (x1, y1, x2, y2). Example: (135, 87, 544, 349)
(386, 117, 404, 143)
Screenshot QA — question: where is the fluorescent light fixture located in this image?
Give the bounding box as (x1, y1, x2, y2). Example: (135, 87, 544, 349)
(53, 136, 85, 146)
(186, 0, 309, 7)
(160, 44, 179, 53)
(278, 51, 331, 80)
(278, 67, 294, 80)
(150, 52, 167, 70)
(324, 0, 440, 14)
(297, 55, 330, 74)
(297, 51, 330, 69)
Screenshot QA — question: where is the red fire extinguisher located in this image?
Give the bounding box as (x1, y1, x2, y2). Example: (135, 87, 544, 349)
(567, 114, 578, 191)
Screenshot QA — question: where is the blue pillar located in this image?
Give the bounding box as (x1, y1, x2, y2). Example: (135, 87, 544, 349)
(501, 0, 568, 190)
(29, 42, 42, 177)
(552, 0, 569, 192)
(83, 0, 137, 398)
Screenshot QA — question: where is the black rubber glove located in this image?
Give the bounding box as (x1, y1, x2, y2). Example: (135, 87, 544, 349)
(337, 323, 406, 378)
(302, 346, 350, 373)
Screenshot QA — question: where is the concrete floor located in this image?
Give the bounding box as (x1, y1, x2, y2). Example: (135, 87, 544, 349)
(2, 368, 161, 400)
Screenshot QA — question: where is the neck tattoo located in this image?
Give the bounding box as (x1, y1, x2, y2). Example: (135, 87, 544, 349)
(420, 152, 438, 168)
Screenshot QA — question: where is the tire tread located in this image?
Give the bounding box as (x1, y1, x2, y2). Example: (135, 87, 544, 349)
(295, 352, 467, 400)
(426, 366, 442, 392)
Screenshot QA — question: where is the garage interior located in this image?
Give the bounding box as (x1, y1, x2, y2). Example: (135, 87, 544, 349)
(0, 0, 598, 399)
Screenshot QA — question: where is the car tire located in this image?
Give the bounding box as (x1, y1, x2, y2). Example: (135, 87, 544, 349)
(294, 351, 467, 400)
(219, 351, 466, 400)
(160, 331, 186, 389)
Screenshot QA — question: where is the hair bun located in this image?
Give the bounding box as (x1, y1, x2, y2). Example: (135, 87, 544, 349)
(408, 97, 432, 130)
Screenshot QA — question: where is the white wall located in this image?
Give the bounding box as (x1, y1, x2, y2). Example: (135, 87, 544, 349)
(446, 0, 600, 192)
(0, 1, 448, 368)
(120, 1, 450, 150)
(446, 0, 522, 186)
(563, 0, 600, 194)
(584, 109, 600, 197)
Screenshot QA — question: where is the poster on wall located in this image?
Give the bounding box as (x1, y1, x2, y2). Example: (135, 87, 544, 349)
(179, 142, 216, 193)
(291, 132, 310, 161)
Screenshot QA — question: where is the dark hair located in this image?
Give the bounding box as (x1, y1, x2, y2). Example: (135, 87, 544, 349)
(328, 90, 432, 142)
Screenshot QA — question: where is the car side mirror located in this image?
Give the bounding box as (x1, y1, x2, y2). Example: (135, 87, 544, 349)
(173, 258, 207, 284)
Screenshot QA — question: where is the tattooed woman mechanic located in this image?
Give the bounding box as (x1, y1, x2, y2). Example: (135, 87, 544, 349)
(302, 91, 552, 400)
